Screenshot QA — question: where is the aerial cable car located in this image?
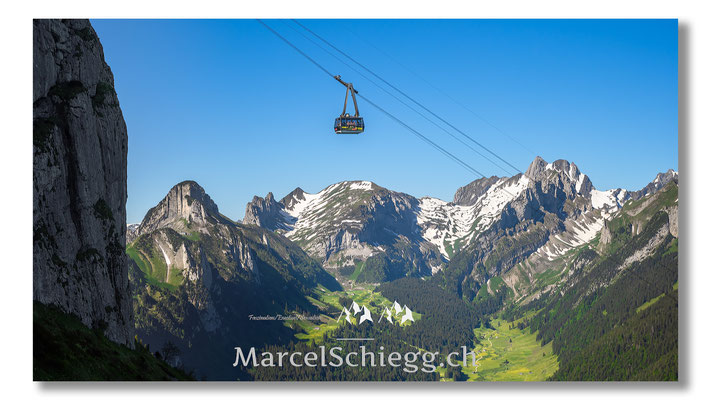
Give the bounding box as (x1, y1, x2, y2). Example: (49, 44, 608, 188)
(333, 75, 364, 134)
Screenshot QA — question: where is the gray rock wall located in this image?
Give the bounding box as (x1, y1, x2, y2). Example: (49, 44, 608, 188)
(33, 19, 133, 346)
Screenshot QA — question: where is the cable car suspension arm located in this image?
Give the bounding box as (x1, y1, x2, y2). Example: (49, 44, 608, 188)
(334, 75, 360, 117)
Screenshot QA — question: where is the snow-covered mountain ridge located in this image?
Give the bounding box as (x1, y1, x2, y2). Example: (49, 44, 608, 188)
(243, 156, 677, 284)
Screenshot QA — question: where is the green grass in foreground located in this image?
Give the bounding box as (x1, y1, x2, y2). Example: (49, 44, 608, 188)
(33, 301, 192, 381)
(438, 316, 558, 381)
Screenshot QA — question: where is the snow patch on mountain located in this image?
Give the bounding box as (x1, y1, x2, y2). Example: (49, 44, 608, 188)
(282, 192, 318, 218)
(478, 175, 530, 218)
(530, 213, 605, 262)
(350, 181, 373, 191)
(279, 181, 376, 240)
(591, 189, 617, 209)
(575, 174, 587, 193)
(416, 197, 479, 258)
(416, 175, 530, 258)
(567, 217, 605, 245)
(591, 189, 628, 210)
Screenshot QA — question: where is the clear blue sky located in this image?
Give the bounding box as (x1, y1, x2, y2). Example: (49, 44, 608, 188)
(90, 19, 678, 223)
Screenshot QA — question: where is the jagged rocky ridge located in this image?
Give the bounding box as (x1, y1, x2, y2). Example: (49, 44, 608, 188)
(442, 157, 678, 302)
(33, 19, 132, 346)
(244, 157, 677, 291)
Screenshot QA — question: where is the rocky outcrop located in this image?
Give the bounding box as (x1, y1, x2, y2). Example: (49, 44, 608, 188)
(600, 220, 613, 245)
(524, 156, 549, 181)
(136, 180, 220, 236)
(666, 205, 678, 238)
(33, 19, 132, 346)
(500, 157, 592, 229)
(243, 192, 289, 230)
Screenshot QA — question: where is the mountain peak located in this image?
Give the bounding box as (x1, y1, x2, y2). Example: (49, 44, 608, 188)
(167, 180, 218, 212)
(628, 169, 678, 201)
(522, 156, 593, 195)
(243, 191, 285, 230)
(175, 179, 200, 188)
(525, 156, 549, 180)
(281, 187, 306, 210)
(136, 180, 221, 236)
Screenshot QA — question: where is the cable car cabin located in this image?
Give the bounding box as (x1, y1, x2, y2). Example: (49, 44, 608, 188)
(334, 115, 364, 134)
(333, 75, 364, 134)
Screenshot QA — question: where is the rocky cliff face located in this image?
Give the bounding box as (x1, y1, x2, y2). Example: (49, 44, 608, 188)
(242, 192, 289, 230)
(33, 19, 132, 346)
